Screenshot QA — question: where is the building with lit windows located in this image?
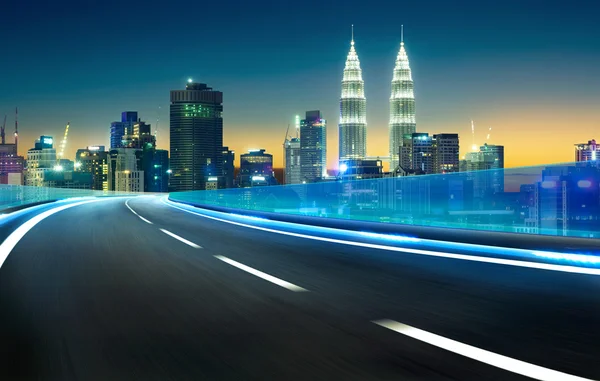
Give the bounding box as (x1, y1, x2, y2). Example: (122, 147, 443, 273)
(122, 119, 155, 149)
(75, 146, 108, 191)
(25, 136, 57, 187)
(107, 148, 143, 192)
(42, 171, 93, 189)
(222, 147, 235, 188)
(460, 144, 505, 196)
(300, 111, 327, 183)
(339, 29, 367, 161)
(389, 29, 416, 170)
(169, 81, 223, 191)
(575, 139, 599, 162)
(338, 159, 383, 181)
(398, 133, 433, 175)
(284, 137, 301, 185)
(432, 134, 459, 174)
(110, 112, 138, 149)
(141, 147, 169, 192)
(237, 149, 277, 187)
(0, 130, 24, 185)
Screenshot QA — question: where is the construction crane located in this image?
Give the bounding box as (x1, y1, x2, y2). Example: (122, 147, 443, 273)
(1, 115, 6, 145)
(54, 122, 70, 170)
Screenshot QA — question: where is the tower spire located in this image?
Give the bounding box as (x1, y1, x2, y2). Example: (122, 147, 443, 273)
(351, 24, 354, 45)
(401, 24, 404, 44)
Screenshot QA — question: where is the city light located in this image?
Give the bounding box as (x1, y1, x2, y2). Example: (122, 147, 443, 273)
(208, 176, 218, 181)
(188, 78, 193, 83)
(339, 163, 348, 173)
(577, 180, 592, 188)
(74, 162, 82, 169)
(251, 175, 266, 181)
(53, 165, 63, 171)
(166, 169, 172, 174)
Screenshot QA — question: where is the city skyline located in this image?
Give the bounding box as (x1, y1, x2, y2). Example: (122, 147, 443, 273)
(1, 0, 599, 170)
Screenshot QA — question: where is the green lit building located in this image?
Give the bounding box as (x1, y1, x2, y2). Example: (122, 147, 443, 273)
(169, 81, 223, 191)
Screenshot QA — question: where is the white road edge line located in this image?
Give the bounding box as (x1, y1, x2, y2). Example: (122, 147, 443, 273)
(214, 255, 308, 292)
(161, 198, 600, 276)
(0, 199, 102, 269)
(372, 319, 594, 381)
(160, 229, 202, 249)
(125, 199, 153, 224)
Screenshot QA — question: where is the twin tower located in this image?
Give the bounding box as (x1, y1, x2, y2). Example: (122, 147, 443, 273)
(338, 26, 415, 170)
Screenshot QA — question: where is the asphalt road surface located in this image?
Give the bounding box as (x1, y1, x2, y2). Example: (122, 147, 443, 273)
(1, 196, 599, 381)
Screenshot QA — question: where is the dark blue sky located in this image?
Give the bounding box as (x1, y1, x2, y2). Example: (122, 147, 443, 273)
(1, 0, 599, 167)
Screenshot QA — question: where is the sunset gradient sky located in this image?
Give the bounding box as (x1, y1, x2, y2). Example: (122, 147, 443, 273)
(0, 0, 598, 170)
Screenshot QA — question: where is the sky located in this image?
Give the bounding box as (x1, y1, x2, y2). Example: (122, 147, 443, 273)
(0, 0, 599, 170)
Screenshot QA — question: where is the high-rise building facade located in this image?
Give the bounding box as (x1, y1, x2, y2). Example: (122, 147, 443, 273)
(110, 112, 138, 149)
(398, 133, 433, 174)
(107, 148, 143, 192)
(300, 110, 327, 183)
(432, 134, 460, 173)
(389, 31, 416, 170)
(284, 137, 301, 185)
(75, 146, 108, 191)
(122, 120, 155, 149)
(142, 148, 169, 192)
(237, 149, 277, 187)
(25, 136, 57, 187)
(222, 147, 235, 188)
(170, 82, 223, 191)
(339, 31, 367, 161)
(575, 139, 599, 162)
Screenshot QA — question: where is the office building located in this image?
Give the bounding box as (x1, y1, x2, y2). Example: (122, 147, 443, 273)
(170, 81, 223, 191)
(284, 137, 301, 185)
(339, 159, 383, 181)
(0, 139, 24, 185)
(222, 147, 235, 188)
(107, 148, 143, 192)
(237, 149, 277, 187)
(123, 120, 155, 149)
(389, 29, 416, 170)
(110, 112, 138, 149)
(432, 133, 460, 174)
(399, 133, 433, 175)
(460, 144, 505, 196)
(575, 139, 599, 162)
(300, 111, 327, 183)
(141, 147, 169, 192)
(339, 29, 367, 161)
(75, 146, 108, 191)
(42, 171, 93, 189)
(25, 136, 57, 187)
(534, 165, 600, 236)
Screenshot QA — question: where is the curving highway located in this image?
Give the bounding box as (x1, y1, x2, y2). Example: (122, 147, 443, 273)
(0, 196, 599, 380)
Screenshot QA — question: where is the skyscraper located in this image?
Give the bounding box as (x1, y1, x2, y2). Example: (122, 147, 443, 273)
(170, 81, 223, 191)
(75, 146, 108, 191)
(432, 133, 460, 173)
(398, 133, 433, 175)
(389, 26, 416, 170)
(110, 112, 138, 149)
(300, 110, 327, 183)
(339, 26, 367, 161)
(25, 136, 57, 187)
(284, 136, 301, 185)
(222, 147, 235, 188)
(107, 148, 143, 192)
(575, 139, 599, 162)
(237, 149, 277, 187)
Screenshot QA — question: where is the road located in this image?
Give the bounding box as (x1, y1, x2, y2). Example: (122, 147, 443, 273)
(0, 196, 599, 380)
